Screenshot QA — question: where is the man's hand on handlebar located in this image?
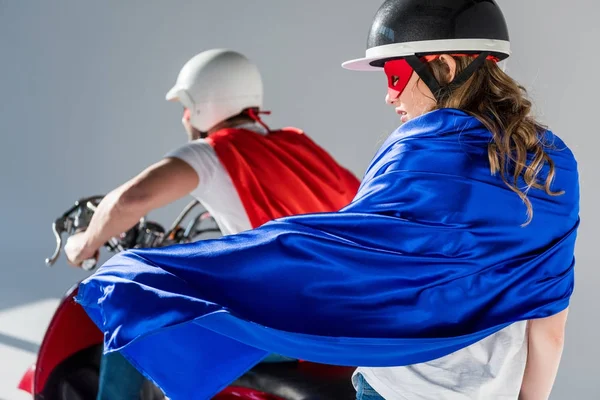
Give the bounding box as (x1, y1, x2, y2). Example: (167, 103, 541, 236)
(46, 196, 218, 270)
(64, 231, 100, 269)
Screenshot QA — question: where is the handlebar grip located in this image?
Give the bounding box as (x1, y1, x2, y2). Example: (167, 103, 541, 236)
(81, 259, 97, 271)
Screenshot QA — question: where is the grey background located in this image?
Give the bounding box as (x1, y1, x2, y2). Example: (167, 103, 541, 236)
(0, 0, 597, 398)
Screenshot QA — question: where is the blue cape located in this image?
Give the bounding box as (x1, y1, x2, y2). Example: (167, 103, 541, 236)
(77, 109, 579, 399)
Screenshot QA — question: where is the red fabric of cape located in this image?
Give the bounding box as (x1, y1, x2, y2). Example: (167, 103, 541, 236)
(207, 127, 360, 228)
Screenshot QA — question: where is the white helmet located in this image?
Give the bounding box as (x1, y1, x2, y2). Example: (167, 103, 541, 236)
(166, 49, 263, 132)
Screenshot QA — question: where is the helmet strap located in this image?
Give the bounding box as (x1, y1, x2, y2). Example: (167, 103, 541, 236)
(405, 52, 491, 102)
(405, 55, 441, 97)
(246, 109, 272, 132)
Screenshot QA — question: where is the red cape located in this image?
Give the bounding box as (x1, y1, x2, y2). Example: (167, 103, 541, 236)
(206, 127, 360, 228)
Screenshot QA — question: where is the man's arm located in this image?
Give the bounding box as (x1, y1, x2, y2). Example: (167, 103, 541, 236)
(519, 307, 569, 400)
(65, 157, 199, 266)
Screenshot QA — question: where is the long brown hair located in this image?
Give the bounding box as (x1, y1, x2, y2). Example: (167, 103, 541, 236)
(426, 56, 563, 225)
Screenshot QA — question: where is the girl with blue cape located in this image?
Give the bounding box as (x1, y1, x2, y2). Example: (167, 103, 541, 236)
(77, 1, 580, 399)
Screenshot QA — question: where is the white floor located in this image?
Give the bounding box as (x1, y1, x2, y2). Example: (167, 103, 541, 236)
(0, 298, 60, 400)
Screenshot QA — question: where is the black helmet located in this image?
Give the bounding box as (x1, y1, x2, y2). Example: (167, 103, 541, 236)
(342, 0, 510, 98)
(343, 0, 510, 70)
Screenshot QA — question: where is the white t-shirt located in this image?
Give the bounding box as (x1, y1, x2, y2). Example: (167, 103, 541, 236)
(164, 123, 268, 236)
(354, 321, 528, 399)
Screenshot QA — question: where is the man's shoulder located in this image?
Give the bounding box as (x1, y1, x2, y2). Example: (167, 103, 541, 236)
(167, 139, 215, 156)
(164, 139, 220, 169)
(163, 139, 226, 192)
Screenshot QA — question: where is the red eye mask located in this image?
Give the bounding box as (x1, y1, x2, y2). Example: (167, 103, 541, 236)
(384, 54, 501, 100)
(383, 59, 415, 100)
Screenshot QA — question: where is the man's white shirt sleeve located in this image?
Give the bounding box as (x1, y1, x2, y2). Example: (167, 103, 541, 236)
(164, 139, 219, 197)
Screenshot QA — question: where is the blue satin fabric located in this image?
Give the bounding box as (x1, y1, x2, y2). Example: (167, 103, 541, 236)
(76, 109, 579, 400)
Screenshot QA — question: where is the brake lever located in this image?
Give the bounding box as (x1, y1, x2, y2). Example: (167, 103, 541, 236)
(45, 220, 64, 267)
(44, 196, 106, 268)
(46, 222, 98, 271)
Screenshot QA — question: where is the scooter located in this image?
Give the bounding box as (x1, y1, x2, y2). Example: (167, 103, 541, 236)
(18, 196, 355, 400)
